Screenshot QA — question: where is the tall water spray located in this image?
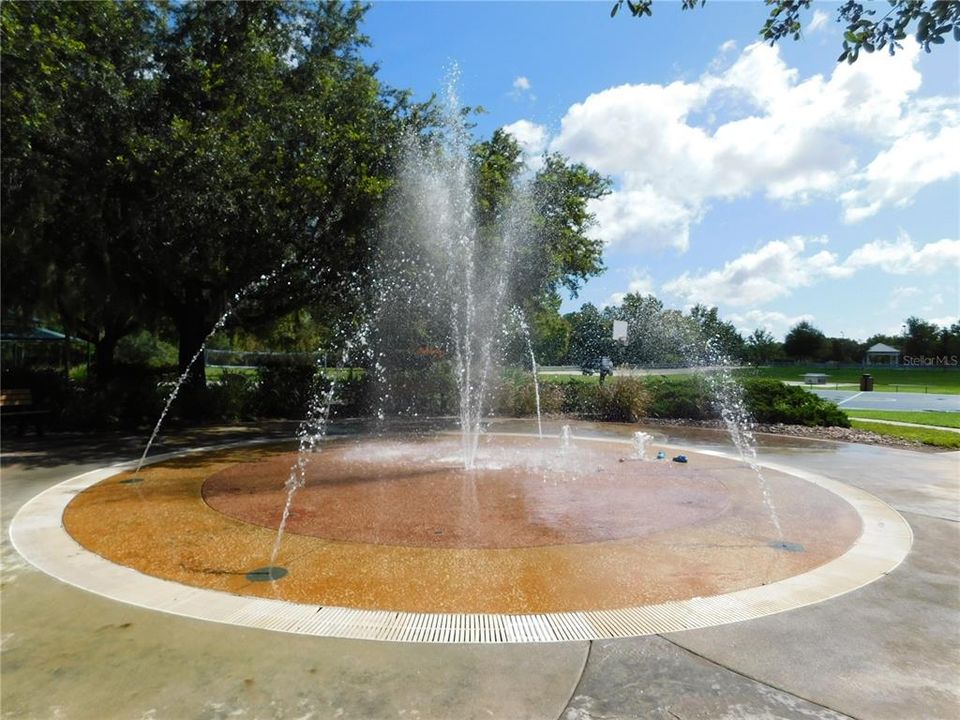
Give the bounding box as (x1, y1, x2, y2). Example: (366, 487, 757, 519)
(373, 74, 530, 468)
(513, 307, 543, 438)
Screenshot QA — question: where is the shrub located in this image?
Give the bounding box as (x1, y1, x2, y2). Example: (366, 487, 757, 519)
(504, 377, 650, 423)
(644, 376, 715, 420)
(559, 380, 602, 416)
(742, 379, 850, 427)
(494, 371, 564, 417)
(115, 331, 178, 368)
(331, 374, 369, 418)
(111, 369, 167, 427)
(596, 377, 650, 423)
(254, 358, 321, 418)
(206, 371, 256, 421)
(373, 362, 457, 417)
(1, 365, 171, 430)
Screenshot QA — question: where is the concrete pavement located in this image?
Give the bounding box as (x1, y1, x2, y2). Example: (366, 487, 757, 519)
(809, 388, 960, 412)
(2, 424, 958, 719)
(838, 417, 960, 433)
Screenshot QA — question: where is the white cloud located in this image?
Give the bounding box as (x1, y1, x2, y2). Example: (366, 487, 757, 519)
(502, 119, 548, 159)
(807, 9, 831, 34)
(662, 235, 847, 307)
(718, 39, 737, 54)
(587, 178, 700, 251)
(841, 124, 960, 222)
(510, 75, 536, 101)
(518, 39, 957, 252)
(727, 310, 815, 338)
(662, 232, 959, 309)
(626, 269, 656, 296)
(844, 233, 960, 274)
(604, 269, 656, 307)
(929, 316, 959, 329)
(888, 286, 920, 309)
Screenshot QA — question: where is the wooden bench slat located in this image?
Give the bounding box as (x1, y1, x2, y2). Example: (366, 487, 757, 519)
(1, 390, 33, 403)
(0, 388, 48, 435)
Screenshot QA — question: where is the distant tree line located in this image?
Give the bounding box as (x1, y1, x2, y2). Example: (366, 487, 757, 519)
(553, 295, 960, 368)
(777, 317, 960, 365)
(559, 295, 744, 367)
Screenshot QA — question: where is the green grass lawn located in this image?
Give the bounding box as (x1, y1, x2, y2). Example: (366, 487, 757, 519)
(204, 366, 364, 382)
(205, 365, 259, 381)
(537, 372, 603, 385)
(850, 419, 960, 449)
(736, 366, 960, 394)
(844, 410, 960, 429)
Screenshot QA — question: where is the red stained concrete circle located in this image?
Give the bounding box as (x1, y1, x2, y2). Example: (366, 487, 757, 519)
(203, 437, 735, 549)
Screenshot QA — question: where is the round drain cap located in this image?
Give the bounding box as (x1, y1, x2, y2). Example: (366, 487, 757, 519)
(246, 566, 288, 582)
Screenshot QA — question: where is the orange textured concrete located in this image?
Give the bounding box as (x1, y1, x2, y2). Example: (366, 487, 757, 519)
(63, 435, 862, 614)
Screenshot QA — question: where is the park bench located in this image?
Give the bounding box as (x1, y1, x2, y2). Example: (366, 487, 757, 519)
(0, 388, 47, 436)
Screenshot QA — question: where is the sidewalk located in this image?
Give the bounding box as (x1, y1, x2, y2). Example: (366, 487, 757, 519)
(844, 416, 960, 433)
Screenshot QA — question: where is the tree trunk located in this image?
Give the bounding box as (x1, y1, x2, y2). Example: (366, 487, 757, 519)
(93, 333, 120, 381)
(177, 307, 210, 393)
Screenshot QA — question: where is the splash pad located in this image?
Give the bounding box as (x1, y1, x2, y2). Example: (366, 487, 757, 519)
(12, 424, 911, 642)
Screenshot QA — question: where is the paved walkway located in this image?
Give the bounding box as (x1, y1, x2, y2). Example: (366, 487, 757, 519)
(810, 388, 960, 412)
(844, 417, 960, 433)
(2, 423, 958, 719)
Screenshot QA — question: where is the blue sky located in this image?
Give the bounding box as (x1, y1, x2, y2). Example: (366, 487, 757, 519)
(361, 1, 959, 341)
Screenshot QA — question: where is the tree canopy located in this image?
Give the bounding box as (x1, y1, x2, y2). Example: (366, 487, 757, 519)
(563, 294, 745, 367)
(783, 320, 827, 360)
(611, 1, 960, 63)
(2, 0, 420, 381)
(2, 0, 164, 371)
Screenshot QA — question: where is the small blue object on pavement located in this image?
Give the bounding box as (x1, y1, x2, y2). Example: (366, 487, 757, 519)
(672, 455, 688, 463)
(656, 450, 666, 460)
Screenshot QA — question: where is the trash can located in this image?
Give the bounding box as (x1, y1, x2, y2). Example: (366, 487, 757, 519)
(859, 374, 874, 391)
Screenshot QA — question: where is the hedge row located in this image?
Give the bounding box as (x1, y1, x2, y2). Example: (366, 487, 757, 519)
(1, 363, 849, 430)
(494, 374, 849, 428)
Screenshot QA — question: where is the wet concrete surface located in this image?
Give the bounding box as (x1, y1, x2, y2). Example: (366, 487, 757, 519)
(2, 421, 958, 719)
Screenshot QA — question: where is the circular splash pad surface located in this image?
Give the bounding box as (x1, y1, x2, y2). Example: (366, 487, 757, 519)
(202, 438, 734, 548)
(61, 434, 864, 615)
